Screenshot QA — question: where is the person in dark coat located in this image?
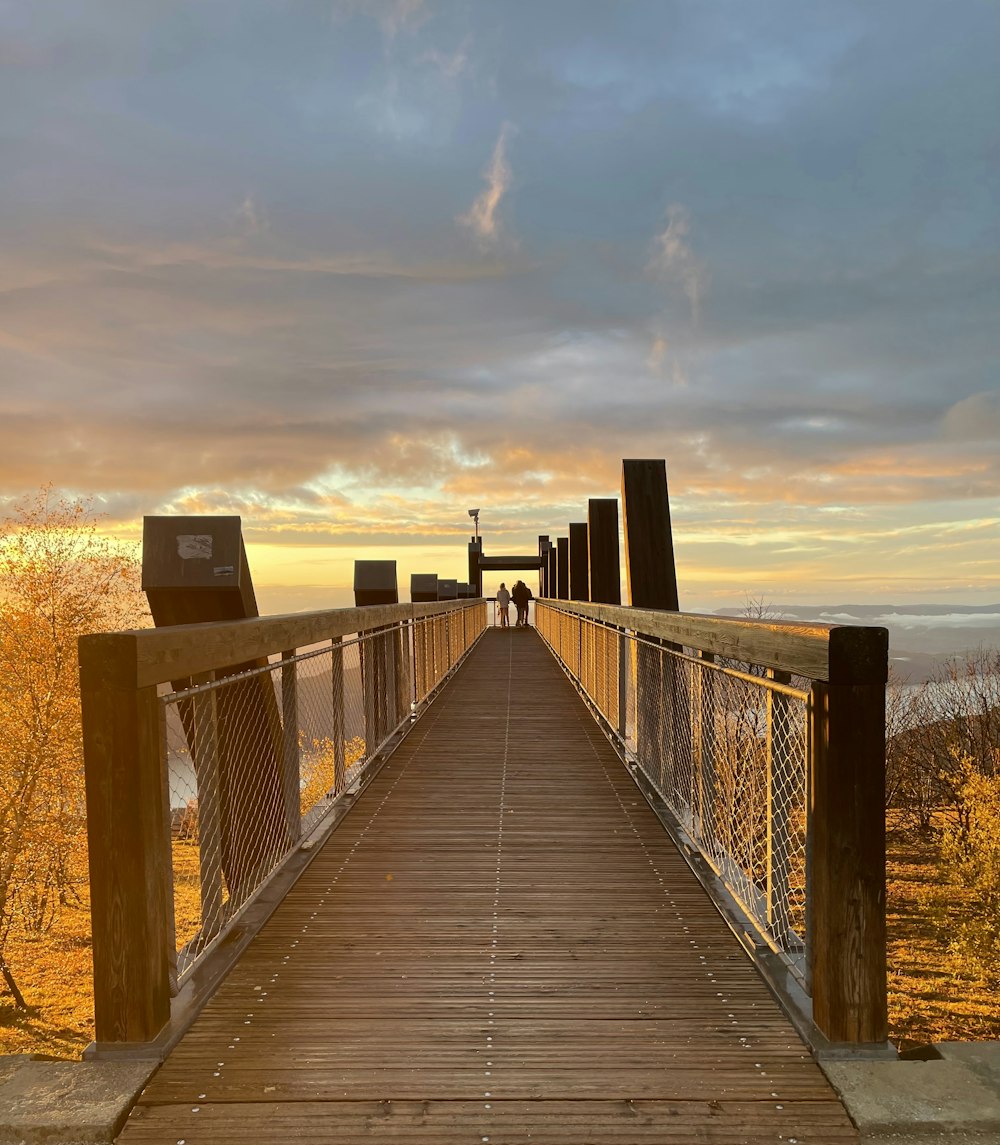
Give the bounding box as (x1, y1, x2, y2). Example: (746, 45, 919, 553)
(511, 580, 530, 627)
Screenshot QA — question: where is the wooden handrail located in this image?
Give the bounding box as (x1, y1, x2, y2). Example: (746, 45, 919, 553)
(535, 598, 889, 1046)
(81, 599, 481, 689)
(535, 598, 887, 685)
(79, 598, 487, 1047)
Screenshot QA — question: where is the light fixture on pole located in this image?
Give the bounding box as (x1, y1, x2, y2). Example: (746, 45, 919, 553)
(467, 508, 480, 540)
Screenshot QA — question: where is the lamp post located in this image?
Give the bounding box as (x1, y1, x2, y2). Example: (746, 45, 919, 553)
(467, 509, 482, 596)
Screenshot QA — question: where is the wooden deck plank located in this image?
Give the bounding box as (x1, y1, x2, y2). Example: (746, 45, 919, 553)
(119, 628, 855, 1143)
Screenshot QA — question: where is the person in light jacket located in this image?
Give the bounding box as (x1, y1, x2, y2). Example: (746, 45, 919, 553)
(496, 582, 511, 628)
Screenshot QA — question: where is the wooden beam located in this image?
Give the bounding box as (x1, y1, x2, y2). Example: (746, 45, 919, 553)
(95, 602, 462, 690)
(331, 636, 346, 793)
(142, 516, 259, 624)
(79, 634, 174, 1043)
(556, 537, 569, 600)
(587, 499, 621, 605)
(355, 562, 399, 751)
(537, 537, 550, 596)
(119, 597, 882, 691)
(478, 555, 544, 571)
(621, 459, 679, 610)
(281, 652, 301, 846)
(410, 574, 439, 603)
(809, 680, 888, 1043)
(468, 538, 483, 596)
(142, 514, 288, 907)
(568, 522, 589, 602)
(534, 600, 888, 685)
(354, 560, 398, 607)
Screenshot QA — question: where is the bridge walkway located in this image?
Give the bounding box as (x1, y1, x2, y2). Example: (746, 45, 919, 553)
(118, 628, 856, 1144)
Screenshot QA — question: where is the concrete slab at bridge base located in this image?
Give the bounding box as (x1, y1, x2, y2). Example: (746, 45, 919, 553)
(0, 1058, 156, 1145)
(823, 1041, 1000, 1141)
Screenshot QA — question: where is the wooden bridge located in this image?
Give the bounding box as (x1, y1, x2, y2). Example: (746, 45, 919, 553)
(108, 628, 860, 1144)
(78, 462, 889, 1143)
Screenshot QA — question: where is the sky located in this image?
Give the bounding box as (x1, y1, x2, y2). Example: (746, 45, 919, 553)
(1, 0, 999, 613)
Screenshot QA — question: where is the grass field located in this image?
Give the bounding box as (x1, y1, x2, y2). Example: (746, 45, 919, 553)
(2, 827, 997, 1058)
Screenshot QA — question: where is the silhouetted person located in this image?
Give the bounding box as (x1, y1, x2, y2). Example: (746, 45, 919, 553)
(511, 580, 530, 627)
(496, 582, 511, 628)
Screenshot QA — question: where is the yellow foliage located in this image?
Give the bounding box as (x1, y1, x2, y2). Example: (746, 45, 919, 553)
(0, 487, 147, 1007)
(938, 761, 1000, 986)
(300, 736, 367, 815)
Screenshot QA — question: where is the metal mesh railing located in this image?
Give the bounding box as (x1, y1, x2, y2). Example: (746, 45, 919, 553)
(163, 602, 486, 983)
(537, 603, 810, 968)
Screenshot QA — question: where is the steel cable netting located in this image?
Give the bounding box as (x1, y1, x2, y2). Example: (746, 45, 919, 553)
(162, 604, 485, 982)
(537, 603, 810, 962)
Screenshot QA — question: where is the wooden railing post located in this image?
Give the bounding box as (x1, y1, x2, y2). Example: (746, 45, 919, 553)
(331, 636, 346, 792)
(413, 619, 426, 702)
(766, 669, 792, 946)
(380, 627, 395, 736)
(691, 655, 704, 836)
(80, 633, 175, 1044)
(695, 653, 717, 850)
(809, 634, 887, 1043)
(281, 651, 301, 845)
(191, 675, 224, 941)
(361, 634, 379, 752)
(396, 624, 409, 721)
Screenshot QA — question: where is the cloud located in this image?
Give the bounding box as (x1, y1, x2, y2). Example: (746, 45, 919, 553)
(233, 194, 268, 237)
(457, 123, 516, 250)
(648, 204, 709, 324)
(647, 335, 668, 373)
(1, 2, 999, 606)
(334, 0, 427, 42)
(419, 36, 472, 81)
(943, 392, 1000, 442)
(374, 0, 427, 42)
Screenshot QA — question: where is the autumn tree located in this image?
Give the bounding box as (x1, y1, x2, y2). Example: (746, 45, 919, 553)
(887, 649, 1000, 836)
(0, 487, 147, 1006)
(918, 648, 1000, 831)
(939, 758, 1000, 986)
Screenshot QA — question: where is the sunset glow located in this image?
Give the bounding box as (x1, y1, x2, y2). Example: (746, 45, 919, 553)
(2, 3, 998, 610)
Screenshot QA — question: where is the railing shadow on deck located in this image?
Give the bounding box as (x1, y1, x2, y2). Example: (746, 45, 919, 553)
(534, 598, 890, 1053)
(78, 599, 488, 1058)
